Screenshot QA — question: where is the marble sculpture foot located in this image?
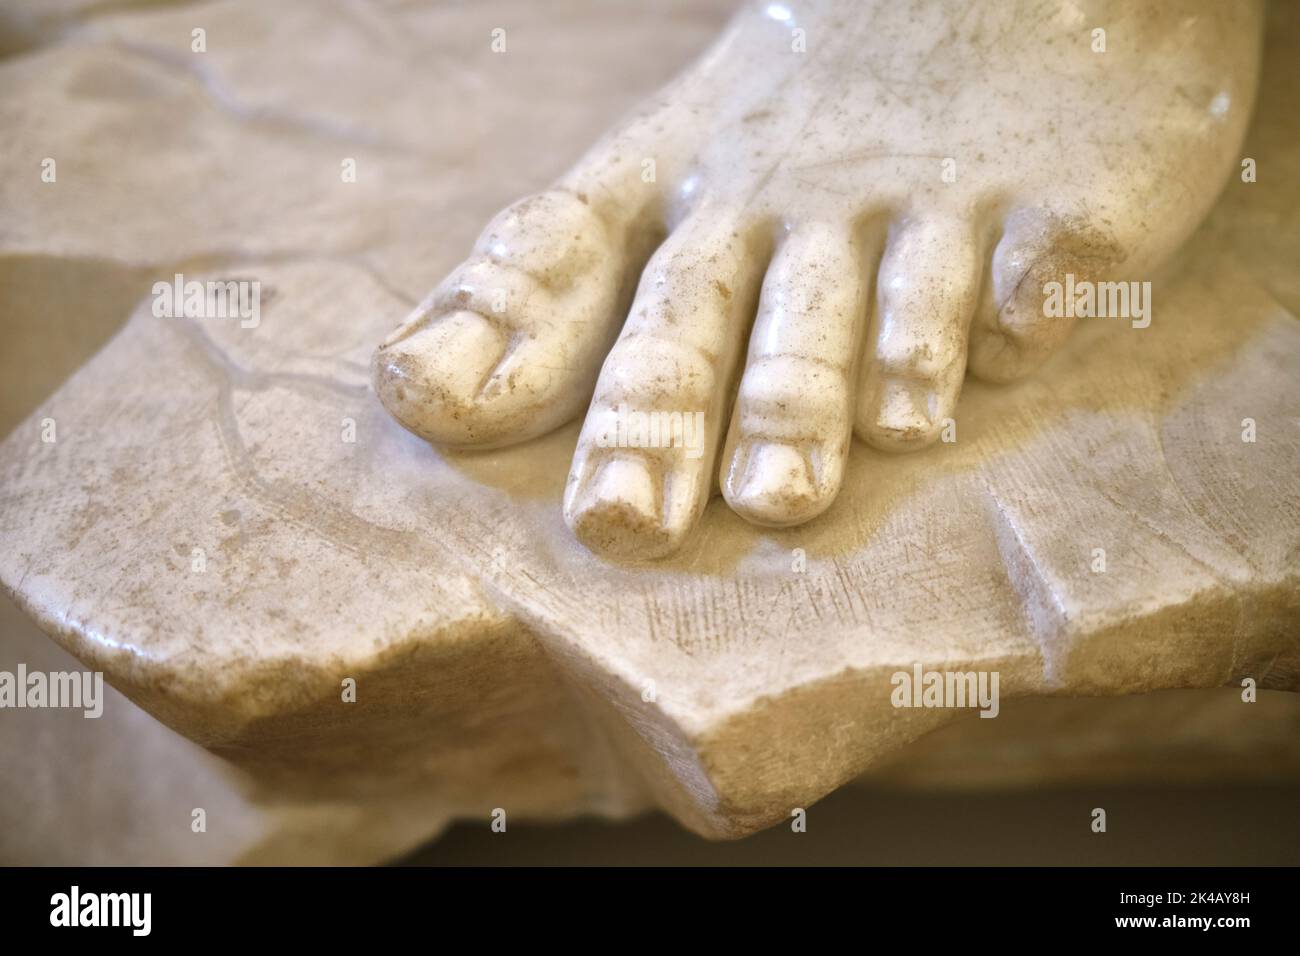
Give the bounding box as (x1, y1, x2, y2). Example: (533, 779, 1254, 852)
(374, 0, 1262, 559)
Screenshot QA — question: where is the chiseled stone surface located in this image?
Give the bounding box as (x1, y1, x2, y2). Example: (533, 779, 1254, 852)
(0, 0, 1297, 861)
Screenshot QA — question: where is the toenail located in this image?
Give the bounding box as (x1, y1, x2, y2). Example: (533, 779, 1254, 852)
(570, 456, 674, 558)
(731, 442, 817, 525)
(590, 456, 658, 516)
(874, 378, 934, 443)
(377, 310, 506, 406)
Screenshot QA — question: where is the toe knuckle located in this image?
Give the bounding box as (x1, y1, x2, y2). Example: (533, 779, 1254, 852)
(602, 335, 716, 408)
(477, 190, 609, 286)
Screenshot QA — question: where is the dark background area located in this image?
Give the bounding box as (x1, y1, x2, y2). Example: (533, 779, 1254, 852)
(401, 784, 1300, 865)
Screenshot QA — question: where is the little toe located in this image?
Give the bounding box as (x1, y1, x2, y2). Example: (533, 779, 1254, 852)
(722, 221, 868, 526)
(373, 189, 635, 448)
(856, 215, 982, 452)
(565, 209, 768, 559)
(967, 208, 1125, 384)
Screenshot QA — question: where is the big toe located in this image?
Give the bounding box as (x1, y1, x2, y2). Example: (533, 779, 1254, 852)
(374, 189, 633, 448)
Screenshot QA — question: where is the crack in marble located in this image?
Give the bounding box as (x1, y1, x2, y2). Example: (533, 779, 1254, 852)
(111, 37, 431, 157)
